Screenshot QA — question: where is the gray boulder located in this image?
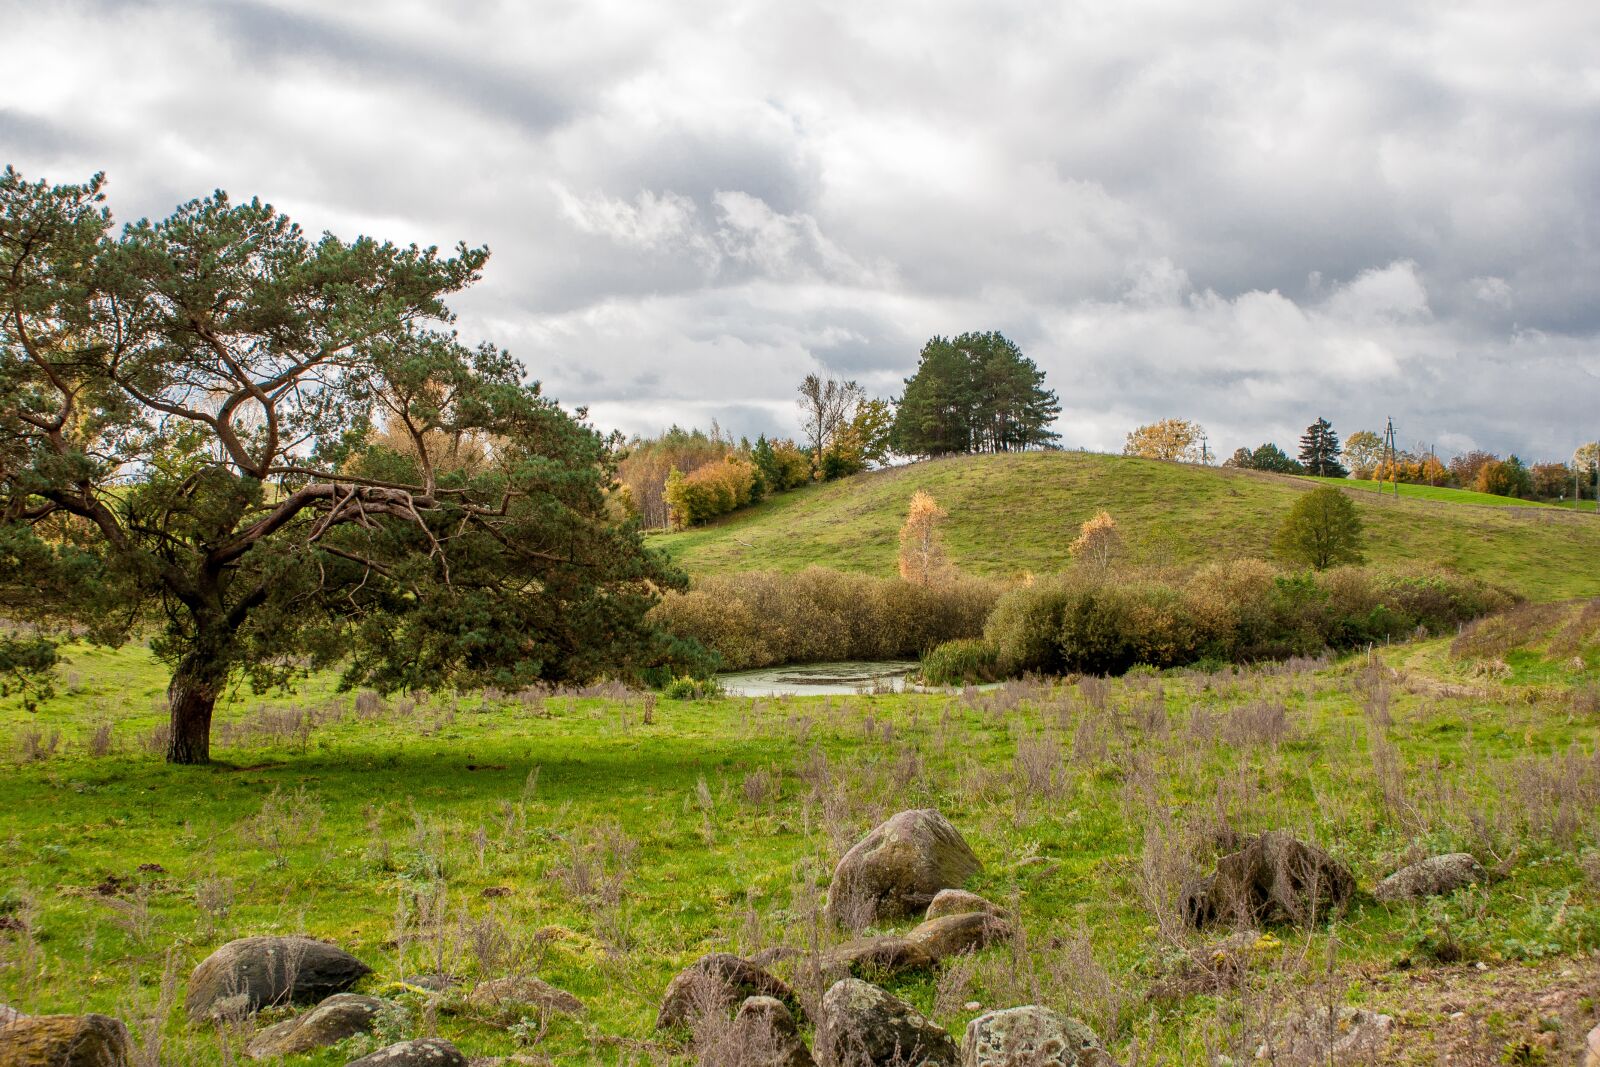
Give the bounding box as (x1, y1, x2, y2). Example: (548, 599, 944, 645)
(714, 996, 816, 1067)
(656, 953, 798, 1030)
(924, 889, 1006, 921)
(185, 935, 371, 1021)
(960, 1006, 1113, 1066)
(1182, 832, 1354, 928)
(904, 913, 1013, 962)
(0, 1013, 131, 1067)
(1373, 853, 1485, 902)
(826, 810, 982, 927)
(819, 977, 957, 1067)
(0, 1003, 24, 1028)
(465, 976, 582, 1016)
(245, 993, 383, 1059)
(345, 1038, 466, 1067)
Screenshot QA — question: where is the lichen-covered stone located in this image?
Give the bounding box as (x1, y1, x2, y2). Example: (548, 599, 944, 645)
(924, 889, 1006, 921)
(826, 810, 981, 927)
(244, 993, 383, 1059)
(960, 1006, 1113, 1066)
(1372, 853, 1485, 902)
(904, 912, 1013, 962)
(1274, 1005, 1393, 1061)
(0, 1013, 131, 1067)
(656, 953, 797, 1029)
(344, 1038, 467, 1066)
(820, 978, 957, 1067)
(185, 935, 371, 1021)
(465, 976, 583, 1016)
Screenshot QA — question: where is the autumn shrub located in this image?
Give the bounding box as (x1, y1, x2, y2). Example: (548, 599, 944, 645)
(919, 638, 1002, 685)
(649, 567, 1002, 671)
(665, 456, 759, 527)
(985, 563, 1511, 677)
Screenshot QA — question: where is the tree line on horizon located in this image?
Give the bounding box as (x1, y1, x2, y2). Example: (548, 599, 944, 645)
(616, 330, 1061, 528)
(1123, 416, 1598, 503)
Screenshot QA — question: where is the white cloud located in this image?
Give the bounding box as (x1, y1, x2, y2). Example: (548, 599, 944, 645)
(3, 0, 1596, 460)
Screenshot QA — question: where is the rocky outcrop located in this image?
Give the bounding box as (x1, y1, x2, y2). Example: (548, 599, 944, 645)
(656, 953, 797, 1030)
(1372, 853, 1485, 902)
(0, 1013, 131, 1067)
(0, 1004, 24, 1028)
(465, 976, 583, 1016)
(819, 978, 958, 1067)
(960, 1006, 1113, 1067)
(1182, 832, 1354, 927)
(826, 810, 981, 927)
(904, 912, 1013, 962)
(244, 993, 383, 1059)
(344, 1038, 467, 1066)
(185, 935, 371, 1021)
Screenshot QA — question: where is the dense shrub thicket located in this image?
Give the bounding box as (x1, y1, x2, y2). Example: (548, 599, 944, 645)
(923, 561, 1513, 682)
(649, 567, 1002, 671)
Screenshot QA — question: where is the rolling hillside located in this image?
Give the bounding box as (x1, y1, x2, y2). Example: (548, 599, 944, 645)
(655, 452, 1600, 600)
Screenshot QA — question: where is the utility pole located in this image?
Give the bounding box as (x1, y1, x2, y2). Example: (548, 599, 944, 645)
(1381, 417, 1399, 498)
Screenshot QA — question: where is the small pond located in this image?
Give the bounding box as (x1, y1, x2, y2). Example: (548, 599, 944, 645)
(718, 660, 921, 697)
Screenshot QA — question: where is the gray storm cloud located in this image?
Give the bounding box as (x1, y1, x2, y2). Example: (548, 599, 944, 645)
(4, 0, 1596, 458)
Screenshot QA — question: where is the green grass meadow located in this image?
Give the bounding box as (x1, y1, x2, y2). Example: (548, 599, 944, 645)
(2, 612, 1598, 1063)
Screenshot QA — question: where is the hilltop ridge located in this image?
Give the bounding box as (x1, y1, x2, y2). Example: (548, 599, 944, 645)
(655, 451, 1600, 600)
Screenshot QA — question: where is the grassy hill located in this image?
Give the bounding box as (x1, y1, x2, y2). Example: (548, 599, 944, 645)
(656, 452, 1600, 600)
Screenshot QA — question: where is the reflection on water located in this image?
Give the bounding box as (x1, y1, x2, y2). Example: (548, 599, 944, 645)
(718, 660, 920, 697)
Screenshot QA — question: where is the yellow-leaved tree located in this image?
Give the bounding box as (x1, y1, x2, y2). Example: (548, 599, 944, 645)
(1123, 418, 1205, 461)
(898, 490, 951, 585)
(1069, 510, 1122, 570)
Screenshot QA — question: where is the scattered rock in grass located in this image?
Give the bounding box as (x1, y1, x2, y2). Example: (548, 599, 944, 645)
(185, 935, 372, 1022)
(1182, 832, 1354, 928)
(960, 1005, 1114, 1066)
(825, 809, 981, 927)
(820, 935, 936, 977)
(480, 886, 512, 899)
(245, 993, 383, 1059)
(0, 1012, 131, 1066)
(405, 973, 457, 993)
(924, 889, 1006, 921)
(718, 996, 816, 1067)
(656, 953, 798, 1030)
(904, 912, 1013, 962)
(0, 1003, 25, 1027)
(1373, 853, 1486, 902)
(466, 976, 583, 1016)
(1271, 1005, 1393, 1061)
(345, 1037, 467, 1066)
(1584, 1022, 1600, 1067)
(819, 978, 958, 1067)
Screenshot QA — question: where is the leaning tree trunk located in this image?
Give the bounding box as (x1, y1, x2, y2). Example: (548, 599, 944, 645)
(166, 651, 228, 765)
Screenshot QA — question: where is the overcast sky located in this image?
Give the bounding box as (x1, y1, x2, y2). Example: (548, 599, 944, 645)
(5, 0, 1597, 460)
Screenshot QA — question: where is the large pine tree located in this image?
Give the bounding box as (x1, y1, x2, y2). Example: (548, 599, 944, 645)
(890, 332, 1060, 457)
(1298, 418, 1348, 477)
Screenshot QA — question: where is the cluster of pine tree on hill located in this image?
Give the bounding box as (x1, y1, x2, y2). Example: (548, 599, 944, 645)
(889, 332, 1062, 457)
